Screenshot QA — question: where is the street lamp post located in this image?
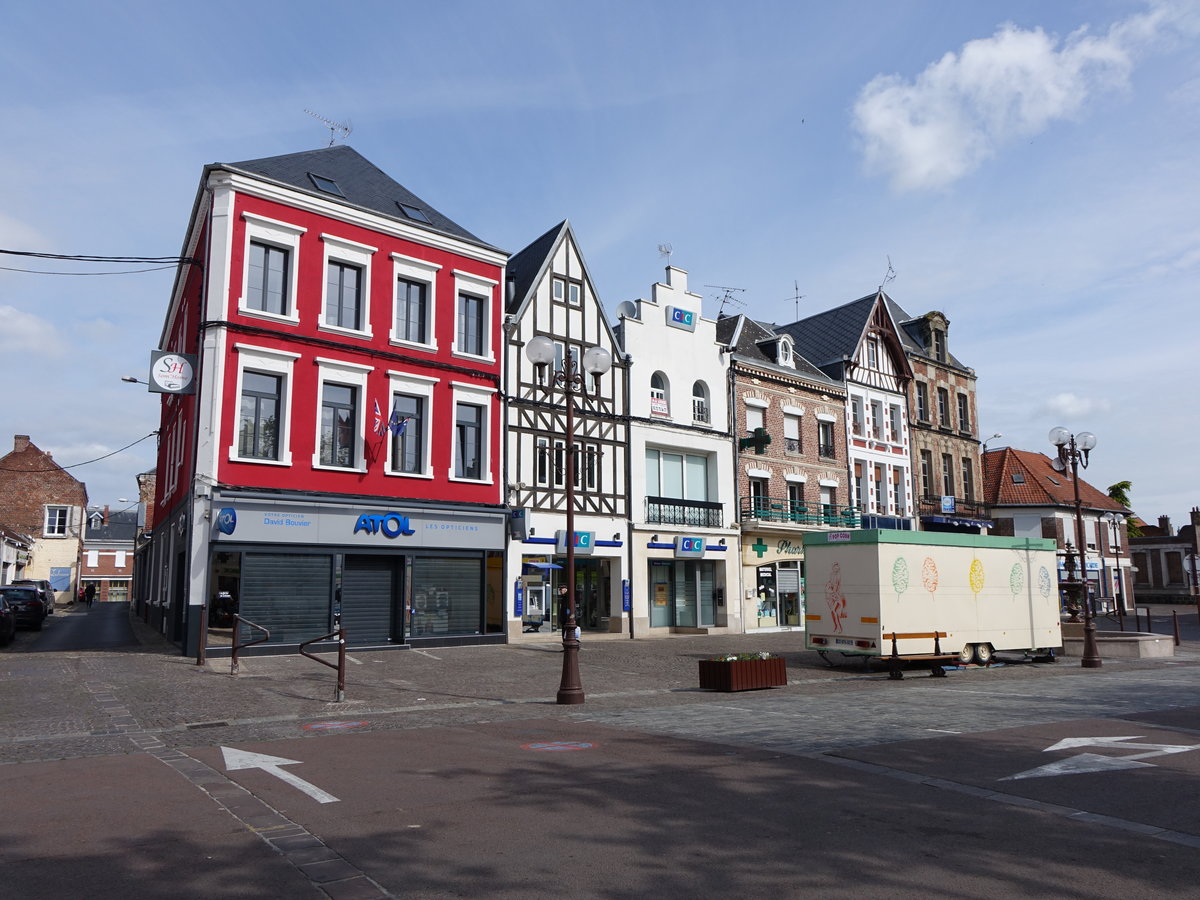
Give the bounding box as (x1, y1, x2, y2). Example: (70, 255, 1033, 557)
(1050, 427, 1101, 668)
(1103, 511, 1126, 621)
(525, 335, 612, 705)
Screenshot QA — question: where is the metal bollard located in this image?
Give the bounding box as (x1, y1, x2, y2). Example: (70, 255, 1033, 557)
(1173, 610, 1181, 647)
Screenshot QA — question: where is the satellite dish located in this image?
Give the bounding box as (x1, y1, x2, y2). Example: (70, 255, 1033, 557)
(616, 301, 639, 320)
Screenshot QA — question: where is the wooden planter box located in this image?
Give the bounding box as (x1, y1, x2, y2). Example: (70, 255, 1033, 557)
(698, 656, 787, 692)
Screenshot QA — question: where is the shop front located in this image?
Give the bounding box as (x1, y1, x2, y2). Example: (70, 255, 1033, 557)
(205, 494, 506, 653)
(637, 533, 734, 633)
(741, 529, 807, 631)
(516, 554, 616, 634)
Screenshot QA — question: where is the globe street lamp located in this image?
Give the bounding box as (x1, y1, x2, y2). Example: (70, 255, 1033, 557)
(1050, 427, 1101, 668)
(525, 334, 612, 704)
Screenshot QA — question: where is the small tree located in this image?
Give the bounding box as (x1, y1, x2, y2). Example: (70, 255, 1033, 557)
(1107, 481, 1142, 537)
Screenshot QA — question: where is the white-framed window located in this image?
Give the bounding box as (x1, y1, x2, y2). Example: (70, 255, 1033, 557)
(552, 439, 566, 487)
(87, 550, 99, 568)
(320, 234, 376, 337)
(650, 372, 670, 417)
(783, 413, 801, 452)
(957, 393, 971, 433)
(312, 357, 372, 472)
(870, 400, 883, 439)
(115, 551, 127, 568)
(778, 336, 793, 366)
(385, 370, 438, 478)
(240, 213, 305, 323)
(535, 437, 550, 486)
(916, 382, 929, 422)
(888, 405, 902, 443)
(44, 505, 69, 537)
(230, 344, 299, 465)
(937, 387, 950, 428)
(452, 270, 498, 361)
(552, 277, 566, 303)
(391, 253, 440, 349)
(745, 397, 767, 433)
(645, 448, 710, 501)
(851, 397, 864, 435)
(866, 337, 879, 369)
(692, 381, 710, 423)
(552, 276, 582, 306)
(450, 382, 495, 482)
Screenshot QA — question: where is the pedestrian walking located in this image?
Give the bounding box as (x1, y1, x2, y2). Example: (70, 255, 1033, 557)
(84, 583, 95, 608)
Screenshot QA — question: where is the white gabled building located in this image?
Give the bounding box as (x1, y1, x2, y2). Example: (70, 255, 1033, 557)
(616, 266, 739, 634)
(503, 222, 630, 640)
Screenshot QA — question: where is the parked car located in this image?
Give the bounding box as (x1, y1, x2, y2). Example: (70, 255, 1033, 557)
(0, 586, 47, 630)
(11, 579, 55, 615)
(0, 595, 14, 646)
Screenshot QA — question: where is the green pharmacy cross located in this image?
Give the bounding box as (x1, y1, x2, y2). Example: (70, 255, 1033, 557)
(738, 428, 772, 455)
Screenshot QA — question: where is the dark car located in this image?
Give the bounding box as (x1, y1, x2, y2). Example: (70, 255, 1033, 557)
(0, 586, 47, 630)
(12, 579, 55, 615)
(0, 595, 14, 646)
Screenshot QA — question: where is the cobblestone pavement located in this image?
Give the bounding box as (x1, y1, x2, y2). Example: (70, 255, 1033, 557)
(3, 605, 1200, 766)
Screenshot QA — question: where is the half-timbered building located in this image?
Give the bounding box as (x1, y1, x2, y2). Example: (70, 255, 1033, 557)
(617, 267, 738, 635)
(778, 291, 916, 529)
(504, 222, 630, 639)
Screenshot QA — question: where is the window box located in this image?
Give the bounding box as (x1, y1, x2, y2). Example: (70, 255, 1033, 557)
(698, 655, 787, 692)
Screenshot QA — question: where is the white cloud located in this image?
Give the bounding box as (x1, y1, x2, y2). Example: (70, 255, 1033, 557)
(1040, 392, 1112, 419)
(853, 2, 1193, 191)
(0, 304, 62, 355)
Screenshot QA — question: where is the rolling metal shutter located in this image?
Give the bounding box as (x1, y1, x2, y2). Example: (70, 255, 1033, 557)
(239, 553, 332, 644)
(341, 555, 396, 644)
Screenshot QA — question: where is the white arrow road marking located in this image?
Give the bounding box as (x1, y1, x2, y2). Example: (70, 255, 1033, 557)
(1002, 736, 1200, 781)
(221, 746, 339, 803)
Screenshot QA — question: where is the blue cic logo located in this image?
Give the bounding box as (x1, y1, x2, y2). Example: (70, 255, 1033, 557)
(353, 513, 416, 539)
(666, 306, 697, 332)
(216, 508, 237, 535)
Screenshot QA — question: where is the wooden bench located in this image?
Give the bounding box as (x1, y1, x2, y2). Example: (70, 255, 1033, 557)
(881, 631, 958, 679)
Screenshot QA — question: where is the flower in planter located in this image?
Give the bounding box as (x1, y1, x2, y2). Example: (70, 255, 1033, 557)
(708, 651, 775, 662)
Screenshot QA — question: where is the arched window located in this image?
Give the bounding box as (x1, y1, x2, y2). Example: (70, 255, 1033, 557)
(691, 381, 710, 423)
(650, 372, 670, 417)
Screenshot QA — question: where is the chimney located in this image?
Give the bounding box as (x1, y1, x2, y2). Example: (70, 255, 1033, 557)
(103, 505, 110, 524)
(1158, 515, 1173, 536)
(14, 434, 30, 452)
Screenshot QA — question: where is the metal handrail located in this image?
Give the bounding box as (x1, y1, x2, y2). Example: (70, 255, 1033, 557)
(231, 615, 270, 676)
(299, 628, 347, 702)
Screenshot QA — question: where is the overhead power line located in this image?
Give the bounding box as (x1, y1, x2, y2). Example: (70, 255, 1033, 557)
(0, 431, 158, 473)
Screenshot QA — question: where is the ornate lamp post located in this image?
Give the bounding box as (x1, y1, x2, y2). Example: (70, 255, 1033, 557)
(1049, 427, 1101, 668)
(1103, 511, 1126, 618)
(525, 335, 612, 704)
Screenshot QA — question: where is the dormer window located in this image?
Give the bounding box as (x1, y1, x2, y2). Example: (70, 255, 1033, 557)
(933, 329, 946, 362)
(778, 336, 793, 365)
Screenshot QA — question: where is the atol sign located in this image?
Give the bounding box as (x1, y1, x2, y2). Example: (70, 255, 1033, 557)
(215, 508, 237, 535)
(353, 513, 416, 539)
(555, 530, 595, 555)
(674, 536, 706, 558)
(666, 306, 697, 332)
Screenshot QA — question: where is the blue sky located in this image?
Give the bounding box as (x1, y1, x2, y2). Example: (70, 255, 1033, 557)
(2, 0, 1197, 529)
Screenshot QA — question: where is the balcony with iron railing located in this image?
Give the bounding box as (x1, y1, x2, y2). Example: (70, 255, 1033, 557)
(916, 494, 989, 520)
(818, 442, 836, 459)
(646, 496, 724, 528)
(740, 496, 863, 528)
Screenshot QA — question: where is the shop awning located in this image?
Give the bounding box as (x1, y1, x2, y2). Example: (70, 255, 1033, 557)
(523, 561, 562, 570)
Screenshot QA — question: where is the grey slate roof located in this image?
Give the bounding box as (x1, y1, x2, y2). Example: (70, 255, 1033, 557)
(506, 220, 565, 314)
(775, 293, 880, 380)
(85, 509, 138, 543)
(221, 146, 498, 251)
(716, 314, 841, 388)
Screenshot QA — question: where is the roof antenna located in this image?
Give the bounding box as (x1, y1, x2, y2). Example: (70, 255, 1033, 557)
(657, 242, 673, 266)
(880, 255, 897, 292)
(705, 284, 746, 318)
(304, 109, 353, 147)
(783, 280, 805, 322)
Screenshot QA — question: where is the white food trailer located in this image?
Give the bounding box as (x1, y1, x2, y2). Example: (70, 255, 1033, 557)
(803, 530, 1061, 668)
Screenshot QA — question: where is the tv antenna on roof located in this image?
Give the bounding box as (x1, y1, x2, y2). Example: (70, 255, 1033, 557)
(783, 280, 805, 322)
(705, 284, 746, 318)
(304, 109, 353, 147)
(657, 242, 673, 265)
(880, 255, 897, 292)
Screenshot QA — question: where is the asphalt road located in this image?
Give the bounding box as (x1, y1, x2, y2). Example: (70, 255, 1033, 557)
(4, 607, 1200, 898)
(22, 601, 138, 652)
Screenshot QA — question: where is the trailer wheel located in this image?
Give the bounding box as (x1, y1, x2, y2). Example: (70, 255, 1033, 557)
(973, 643, 993, 665)
(957, 644, 974, 665)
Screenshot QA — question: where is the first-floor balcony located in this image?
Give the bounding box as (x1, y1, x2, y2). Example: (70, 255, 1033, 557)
(645, 496, 724, 528)
(740, 496, 862, 529)
(917, 495, 989, 520)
